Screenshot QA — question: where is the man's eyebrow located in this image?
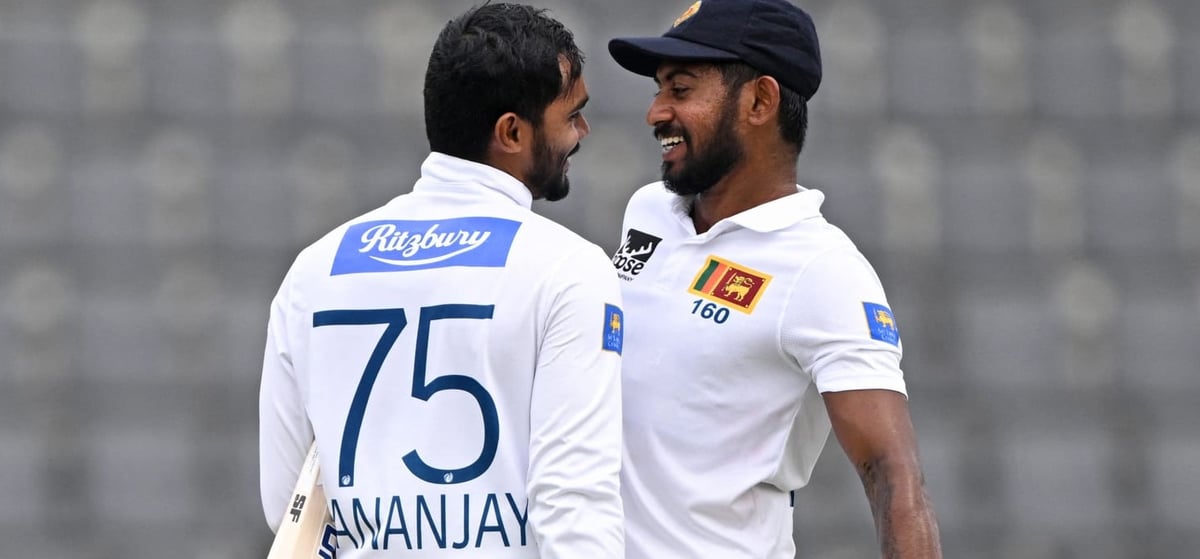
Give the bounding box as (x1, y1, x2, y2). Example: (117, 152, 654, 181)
(653, 68, 700, 85)
(570, 95, 590, 113)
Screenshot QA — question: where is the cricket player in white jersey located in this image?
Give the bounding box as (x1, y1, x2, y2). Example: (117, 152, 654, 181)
(607, 1, 942, 557)
(260, 4, 624, 557)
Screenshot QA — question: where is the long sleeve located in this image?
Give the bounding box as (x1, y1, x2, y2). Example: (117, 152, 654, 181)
(526, 247, 625, 558)
(259, 271, 313, 533)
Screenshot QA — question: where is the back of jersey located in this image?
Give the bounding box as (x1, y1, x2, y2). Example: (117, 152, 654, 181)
(262, 166, 624, 558)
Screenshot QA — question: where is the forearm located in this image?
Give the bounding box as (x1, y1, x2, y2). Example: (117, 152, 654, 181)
(858, 458, 942, 559)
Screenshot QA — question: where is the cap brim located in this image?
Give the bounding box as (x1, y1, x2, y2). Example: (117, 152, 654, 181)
(608, 36, 741, 78)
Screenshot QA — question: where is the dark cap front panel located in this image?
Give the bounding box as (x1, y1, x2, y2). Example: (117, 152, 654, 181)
(741, 0, 821, 99)
(609, 0, 822, 100)
(664, 0, 750, 50)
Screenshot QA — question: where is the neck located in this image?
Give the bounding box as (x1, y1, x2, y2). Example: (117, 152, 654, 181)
(484, 152, 534, 196)
(689, 157, 797, 234)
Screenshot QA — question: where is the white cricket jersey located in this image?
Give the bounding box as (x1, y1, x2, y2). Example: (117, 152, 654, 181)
(612, 183, 907, 559)
(261, 153, 625, 558)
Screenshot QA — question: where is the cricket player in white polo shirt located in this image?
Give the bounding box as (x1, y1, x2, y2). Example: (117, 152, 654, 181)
(608, 0, 942, 557)
(260, 4, 624, 557)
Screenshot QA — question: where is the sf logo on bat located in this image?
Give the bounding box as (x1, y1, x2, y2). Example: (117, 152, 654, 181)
(289, 494, 307, 522)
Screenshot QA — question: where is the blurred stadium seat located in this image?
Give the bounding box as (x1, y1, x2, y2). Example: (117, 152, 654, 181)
(0, 0, 1195, 557)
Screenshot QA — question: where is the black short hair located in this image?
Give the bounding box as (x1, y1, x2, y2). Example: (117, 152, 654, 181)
(717, 62, 808, 155)
(424, 3, 584, 162)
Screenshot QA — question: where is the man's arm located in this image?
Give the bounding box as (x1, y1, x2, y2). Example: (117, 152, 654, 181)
(260, 276, 313, 533)
(526, 246, 624, 558)
(823, 389, 942, 559)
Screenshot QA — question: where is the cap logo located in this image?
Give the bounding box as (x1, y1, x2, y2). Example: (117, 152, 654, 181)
(673, 1, 701, 27)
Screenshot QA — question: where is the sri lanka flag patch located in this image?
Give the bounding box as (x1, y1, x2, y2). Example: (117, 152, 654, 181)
(863, 302, 900, 346)
(688, 256, 772, 314)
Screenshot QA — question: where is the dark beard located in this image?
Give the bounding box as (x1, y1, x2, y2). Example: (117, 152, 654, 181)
(527, 131, 578, 202)
(661, 99, 744, 197)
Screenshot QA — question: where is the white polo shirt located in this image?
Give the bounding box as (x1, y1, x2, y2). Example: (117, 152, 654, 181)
(613, 182, 906, 559)
(261, 153, 625, 558)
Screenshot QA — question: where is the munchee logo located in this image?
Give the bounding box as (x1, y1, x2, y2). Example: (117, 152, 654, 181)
(331, 217, 521, 275)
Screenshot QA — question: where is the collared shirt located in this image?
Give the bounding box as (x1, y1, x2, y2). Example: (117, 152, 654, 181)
(261, 152, 626, 558)
(612, 182, 906, 559)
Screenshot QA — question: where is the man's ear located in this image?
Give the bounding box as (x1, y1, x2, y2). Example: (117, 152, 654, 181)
(746, 75, 781, 127)
(492, 112, 526, 154)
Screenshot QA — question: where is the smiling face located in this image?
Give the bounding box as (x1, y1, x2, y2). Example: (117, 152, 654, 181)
(526, 57, 591, 201)
(649, 61, 746, 197)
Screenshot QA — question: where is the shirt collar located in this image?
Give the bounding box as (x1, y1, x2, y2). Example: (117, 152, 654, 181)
(413, 152, 533, 209)
(670, 186, 827, 235)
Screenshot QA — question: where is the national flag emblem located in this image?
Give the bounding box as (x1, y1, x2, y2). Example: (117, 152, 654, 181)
(863, 302, 900, 346)
(688, 256, 772, 314)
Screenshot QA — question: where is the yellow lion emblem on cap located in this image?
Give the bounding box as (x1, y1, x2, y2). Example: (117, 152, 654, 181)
(674, 1, 701, 27)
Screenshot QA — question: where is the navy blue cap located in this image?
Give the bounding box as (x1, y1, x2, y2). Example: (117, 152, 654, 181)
(609, 0, 822, 100)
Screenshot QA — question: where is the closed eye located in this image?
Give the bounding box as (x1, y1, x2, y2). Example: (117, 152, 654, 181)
(653, 86, 691, 98)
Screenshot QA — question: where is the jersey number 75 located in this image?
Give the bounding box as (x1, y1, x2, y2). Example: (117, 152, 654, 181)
(312, 304, 499, 488)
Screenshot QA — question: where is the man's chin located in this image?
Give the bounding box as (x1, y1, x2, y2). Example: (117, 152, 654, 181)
(661, 165, 679, 189)
(541, 177, 570, 202)
(662, 177, 688, 196)
(663, 172, 713, 197)
(661, 163, 697, 188)
(544, 185, 569, 202)
(661, 169, 688, 195)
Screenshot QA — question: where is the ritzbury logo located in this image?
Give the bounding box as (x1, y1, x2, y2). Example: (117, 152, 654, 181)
(331, 217, 521, 275)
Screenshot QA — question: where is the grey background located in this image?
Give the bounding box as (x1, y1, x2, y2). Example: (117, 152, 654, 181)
(1, 0, 1197, 557)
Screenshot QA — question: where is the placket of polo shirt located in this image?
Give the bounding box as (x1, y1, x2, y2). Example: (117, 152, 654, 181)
(656, 222, 739, 292)
(650, 237, 690, 292)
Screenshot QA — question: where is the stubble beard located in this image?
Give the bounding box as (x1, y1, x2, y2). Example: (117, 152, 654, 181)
(661, 99, 744, 197)
(528, 130, 578, 202)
